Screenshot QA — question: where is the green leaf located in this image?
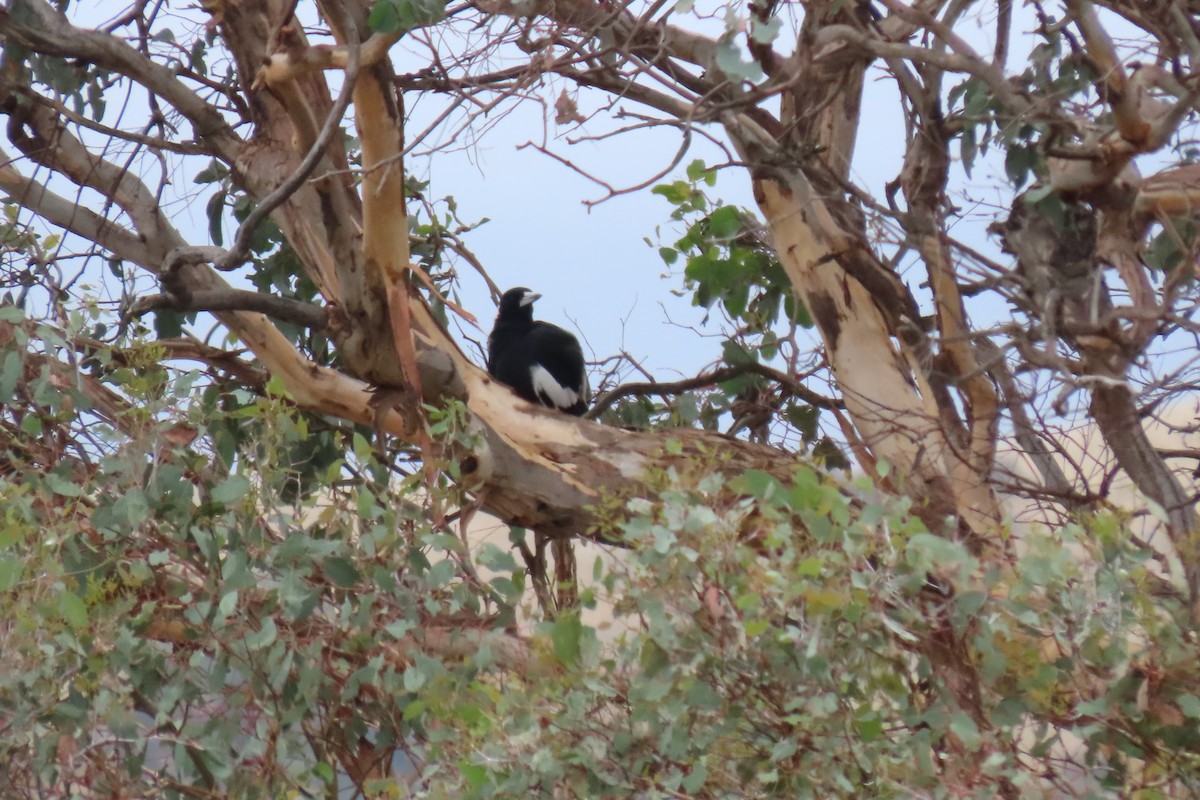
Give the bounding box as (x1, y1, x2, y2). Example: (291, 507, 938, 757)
(193, 159, 228, 184)
(550, 614, 582, 666)
(707, 206, 742, 239)
(323, 556, 360, 588)
(60, 589, 88, 629)
(963, 77, 991, 116)
(784, 404, 819, 440)
(0, 350, 20, 404)
(653, 180, 693, 205)
(460, 762, 489, 789)
(1022, 183, 1055, 205)
(205, 190, 226, 246)
(857, 715, 884, 742)
(1144, 218, 1197, 272)
(673, 392, 700, 425)
(403, 663, 427, 691)
(0, 556, 24, 591)
(993, 696, 1027, 726)
(189, 39, 208, 78)
(731, 469, 779, 500)
(476, 543, 518, 572)
(797, 557, 823, 577)
(770, 738, 798, 762)
(954, 590, 987, 617)
(45, 472, 84, 497)
(154, 309, 185, 339)
(880, 612, 918, 642)
(211, 475, 250, 504)
(743, 618, 769, 637)
(949, 711, 981, 750)
(749, 15, 781, 44)
(20, 414, 42, 436)
(906, 533, 976, 578)
(246, 618, 278, 650)
(722, 338, 756, 366)
(715, 37, 764, 82)
(682, 763, 707, 793)
(959, 125, 977, 176)
(1178, 694, 1200, 720)
(218, 589, 239, 618)
(1005, 144, 1038, 189)
(368, 0, 402, 32)
(369, 0, 445, 34)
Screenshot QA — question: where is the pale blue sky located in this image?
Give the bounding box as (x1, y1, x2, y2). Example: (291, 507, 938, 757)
(400, 63, 910, 384)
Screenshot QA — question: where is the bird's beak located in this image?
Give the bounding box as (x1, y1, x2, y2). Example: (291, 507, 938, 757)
(521, 292, 542, 307)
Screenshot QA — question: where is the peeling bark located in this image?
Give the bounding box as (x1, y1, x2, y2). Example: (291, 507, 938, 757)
(723, 5, 1003, 540)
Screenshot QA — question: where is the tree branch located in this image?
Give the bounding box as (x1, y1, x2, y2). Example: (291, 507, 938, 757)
(0, 0, 241, 160)
(221, 13, 364, 273)
(1, 86, 189, 264)
(586, 362, 841, 419)
(0, 145, 158, 271)
(1091, 382, 1199, 616)
(128, 289, 328, 330)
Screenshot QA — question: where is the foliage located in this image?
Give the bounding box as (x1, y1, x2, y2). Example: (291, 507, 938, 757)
(413, 464, 1200, 798)
(602, 161, 835, 458)
(0, 314, 506, 796)
(4, 336, 1199, 797)
(1, 0, 1200, 797)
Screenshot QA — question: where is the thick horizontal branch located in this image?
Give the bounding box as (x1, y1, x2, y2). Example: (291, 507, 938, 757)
(1, 86, 189, 262)
(18, 87, 209, 157)
(143, 576, 534, 675)
(128, 289, 328, 330)
(517, 0, 718, 72)
(0, 145, 158, 271)
(815, 23, 1033, 117)
(92, 336, 269, 389)
(257, 29, 400, 85)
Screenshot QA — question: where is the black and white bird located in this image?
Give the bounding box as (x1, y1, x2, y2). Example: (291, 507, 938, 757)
(487, 287, 589, 416)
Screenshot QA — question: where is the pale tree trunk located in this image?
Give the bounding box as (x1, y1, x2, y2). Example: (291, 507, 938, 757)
(725, 6, 1002, 541)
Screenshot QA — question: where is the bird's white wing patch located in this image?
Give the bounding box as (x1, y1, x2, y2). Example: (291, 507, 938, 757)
(531, 365, 580, 409)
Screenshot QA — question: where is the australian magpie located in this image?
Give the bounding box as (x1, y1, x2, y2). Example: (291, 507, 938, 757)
(487, 287, 589, 416)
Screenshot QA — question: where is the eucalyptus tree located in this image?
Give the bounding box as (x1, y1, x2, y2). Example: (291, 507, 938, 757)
(1, 0, 1199, 796)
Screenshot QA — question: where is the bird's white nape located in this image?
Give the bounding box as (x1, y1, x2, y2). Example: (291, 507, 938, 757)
(530, 365, 581, 409)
